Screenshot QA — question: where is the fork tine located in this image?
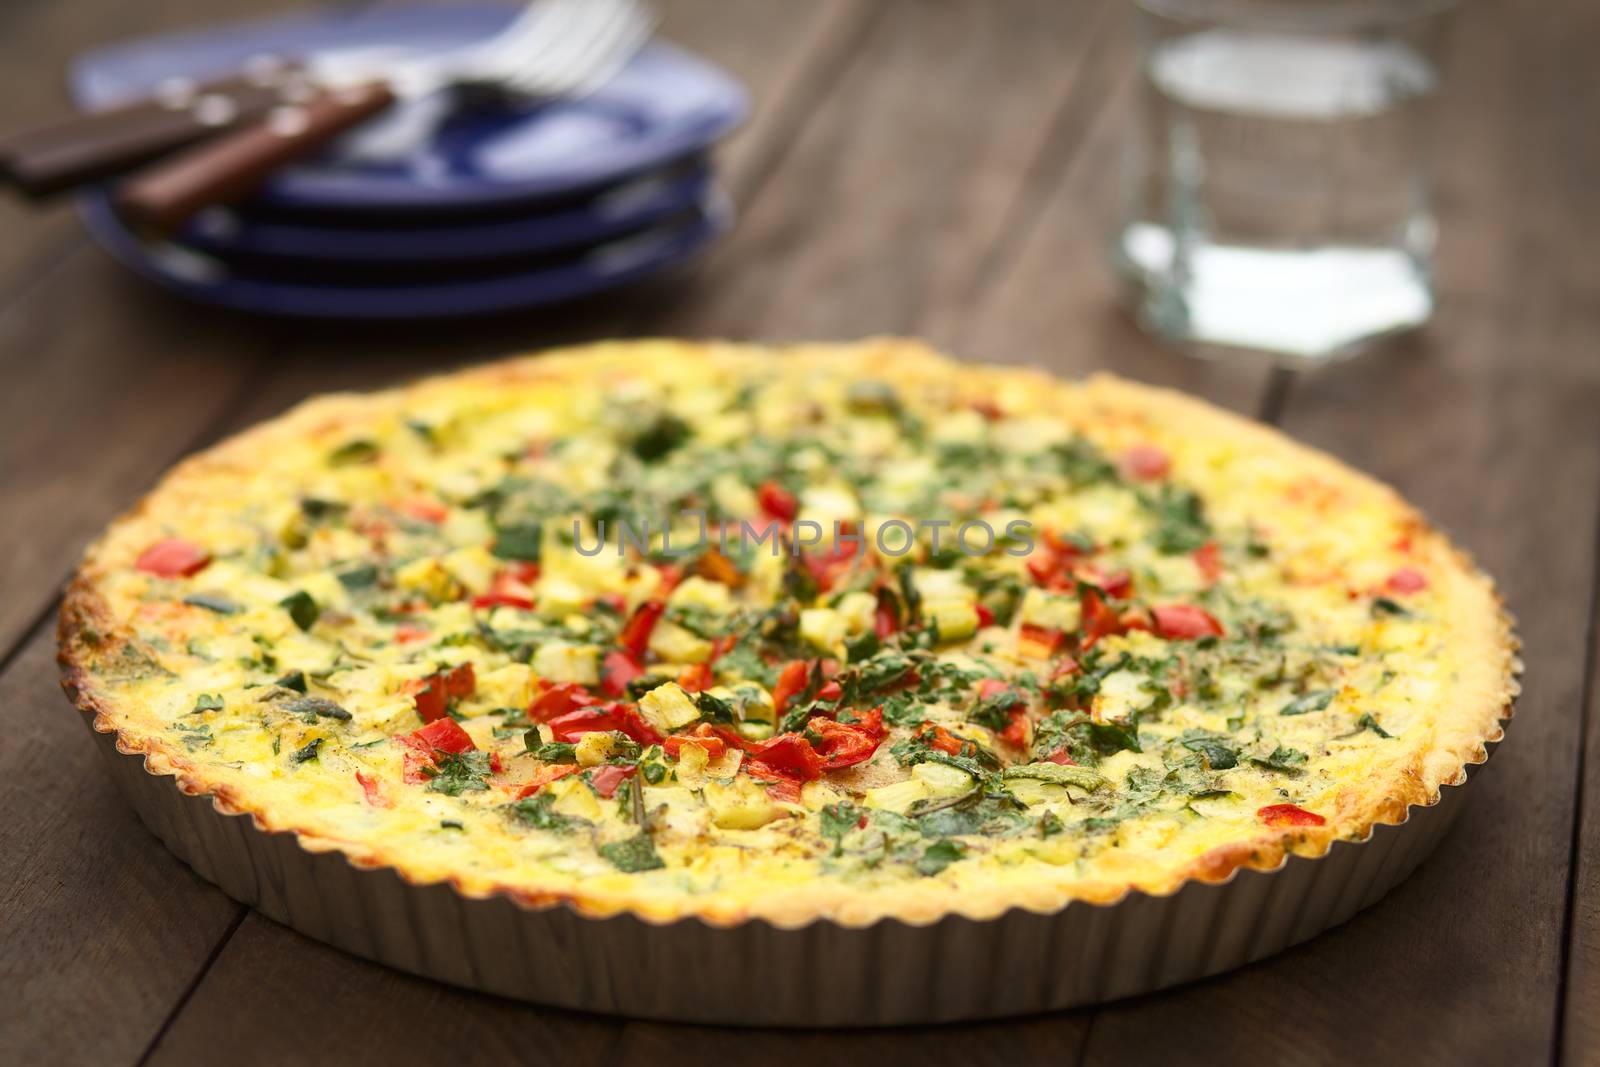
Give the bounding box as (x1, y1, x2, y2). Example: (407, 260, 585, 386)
(503, 0, 653, 97)
(520, 0, 638, 88)
(550, 12, 652, 96)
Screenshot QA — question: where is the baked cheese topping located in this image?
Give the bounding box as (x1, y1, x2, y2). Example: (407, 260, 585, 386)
(60, 340, 1515, 925)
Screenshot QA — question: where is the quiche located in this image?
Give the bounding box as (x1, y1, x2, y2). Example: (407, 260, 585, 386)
(59, 339, 1517, 927)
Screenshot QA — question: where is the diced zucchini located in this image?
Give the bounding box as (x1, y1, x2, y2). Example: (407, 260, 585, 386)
(439, 545, 498, 596)
(573, 731, 620, 766)
(835, 591, 877, 635)
(648, 621, 713, 664)
(531, 642, 599, 686)
(735, 720, 774, 742)
(914, 568, 975, 602)
(548, 777, 603, 821)
(394, 557, 459, 603)
(912, 761, 974, 795)
(1002, 762, 1109, 792)
(638, 682, 701, 732)
(798, 484, 861, 529)
(704, 778, 785, 829)
(534, 575, 587, 616)
(731, 684, 775, 724)
(799, 607, 847, 654)
(865, 777, 931, 814)
(668, 576, 733, 614)
(711, 473, 758, 519)
(924, 598, 979, 643)
(1019, 587, 1081, 632)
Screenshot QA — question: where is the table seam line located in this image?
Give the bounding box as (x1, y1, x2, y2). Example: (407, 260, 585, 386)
(133, 904, 248, 1067)
(1550, 437, 1600, 1067)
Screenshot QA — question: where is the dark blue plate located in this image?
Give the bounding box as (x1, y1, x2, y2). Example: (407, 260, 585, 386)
(80, 187, 732, 319)
(179, 157, 713, 263)
(72, 5, 747, 212)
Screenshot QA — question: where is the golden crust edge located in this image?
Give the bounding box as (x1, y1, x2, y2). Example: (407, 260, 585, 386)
(57, 338, 1522, 930)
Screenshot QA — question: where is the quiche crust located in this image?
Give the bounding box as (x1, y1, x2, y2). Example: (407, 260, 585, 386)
(58, 339, 1520, 928)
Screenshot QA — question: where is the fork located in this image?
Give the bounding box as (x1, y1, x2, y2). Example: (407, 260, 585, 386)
(116, 0, 655, 235)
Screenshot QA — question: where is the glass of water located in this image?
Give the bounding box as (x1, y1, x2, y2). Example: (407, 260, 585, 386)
(1115, 0, 1457, 363)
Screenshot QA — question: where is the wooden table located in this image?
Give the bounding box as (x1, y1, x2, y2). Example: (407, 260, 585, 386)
(3, 1, 1597, 1063)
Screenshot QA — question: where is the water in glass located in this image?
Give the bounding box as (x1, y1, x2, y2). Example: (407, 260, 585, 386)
(1117, 1, 1453, 362)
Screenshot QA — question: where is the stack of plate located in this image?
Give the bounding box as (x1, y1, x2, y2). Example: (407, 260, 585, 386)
(71, 6, 747, 319)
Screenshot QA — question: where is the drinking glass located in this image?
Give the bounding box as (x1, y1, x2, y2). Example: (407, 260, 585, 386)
(1114, 0, 1457, 363)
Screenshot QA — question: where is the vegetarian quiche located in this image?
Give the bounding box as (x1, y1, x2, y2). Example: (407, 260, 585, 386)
(59, 339, 1517, 927)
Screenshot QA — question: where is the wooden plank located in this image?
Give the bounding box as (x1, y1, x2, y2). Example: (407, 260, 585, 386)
(643, 0, 1119, 342)
(0, 620, 245, 1066)
(1571, 591, 1600, 1067)
(144, 912, 623, 1067)
(1079, 0, 1600, 1061)
(0, 248, 279, 659)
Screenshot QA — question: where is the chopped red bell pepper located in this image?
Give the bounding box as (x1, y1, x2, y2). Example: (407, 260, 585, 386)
(472, 588, 535, 610)
(1385, 567, 1429, 594)
(815, 680, 843, 702)
(1119, 444, 1171, 481)
(1258, 803, 1325, 827)
(529, 682, 599, 721)
(1080, 587, 1129, 648)
(771, 659, 813, 716)
(808, 708, 886, 769)
(744, 732, 825, 782)
(800, 537, 858, 594)
(764, 778, 804, 804)
(412, 681, 448, 723)
(677, 662, 714, 693)
(397, 717, 476, 782)
(999, 711, 1030, 748)
(919, 724, 968, 757)
(397, 497, 449, 524)
(617, 599, 666, 660)
(1018, 623, 1065, 655)
(395, 622, 430, 644)
(600, 650, 643, 697)
(440, 662, 476, 698)
(589, 764, 637, 799)
(975, 603, 996, 628)
(653, 562, 684, 594)
(411, 663, 475, 722)
(355, 771, 390, 807)
(1151, 603, 1225, 640)
(471, 564, 539, 610)
(697, 549, 744, 587)
(545, 706, 623, 742)
(1193, 542, 1223, 585)
(514, 764, 581, 798)
(1026, 556, 1061, 587)
(1096, 569, 1134, 599)
(1045, 748, 1076, 765)
(757, 480, 798, 522)
(134, 539, 211, 578)
(616, 704, 664, 746)
(410, 716, 475, 754)
(875, 595, 900, 638)
(663, 725, 728, 761)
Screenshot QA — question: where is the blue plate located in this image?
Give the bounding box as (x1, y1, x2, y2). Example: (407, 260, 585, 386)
(80, 187, 732, 319)
(72, 5, 747, 212)
(179, 158, 713, 264)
